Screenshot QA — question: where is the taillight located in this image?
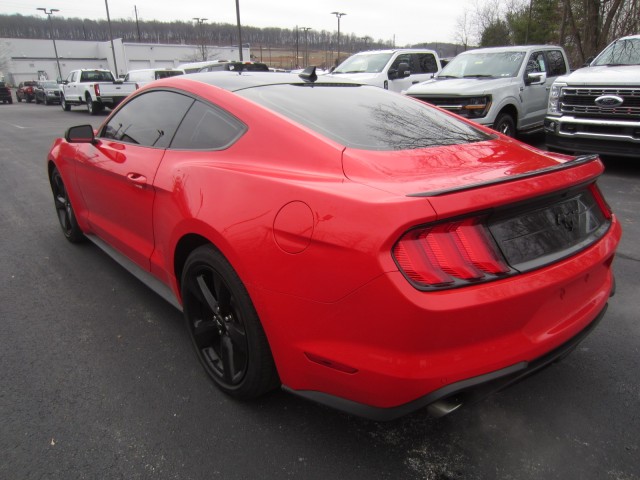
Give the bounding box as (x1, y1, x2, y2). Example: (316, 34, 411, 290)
(393, 216, 512, 290)
(94, 84, 101, 97)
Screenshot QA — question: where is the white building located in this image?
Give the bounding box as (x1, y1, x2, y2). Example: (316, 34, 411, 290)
(0, 37, 250, 84)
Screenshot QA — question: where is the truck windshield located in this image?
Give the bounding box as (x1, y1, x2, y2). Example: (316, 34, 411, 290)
(592, 38, 640, 66)
(438, 51, 525, 78)
(333, 52, 394, 74)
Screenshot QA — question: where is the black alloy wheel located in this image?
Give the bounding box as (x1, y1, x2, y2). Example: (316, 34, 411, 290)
(50, 168, 84, 243)
(182, 245, 278, 399)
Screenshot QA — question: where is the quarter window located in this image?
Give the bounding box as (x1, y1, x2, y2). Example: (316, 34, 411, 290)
(171, 100, 246, 150)
(101, 91, 193, 148)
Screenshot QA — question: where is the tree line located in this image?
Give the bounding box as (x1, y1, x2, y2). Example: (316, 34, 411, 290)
(0, 14, 392, 53)
(457, 0, 639, 67)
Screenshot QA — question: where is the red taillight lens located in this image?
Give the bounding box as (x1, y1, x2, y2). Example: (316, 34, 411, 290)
(94, 84, 100, 97)
(393, 217, 511, 290)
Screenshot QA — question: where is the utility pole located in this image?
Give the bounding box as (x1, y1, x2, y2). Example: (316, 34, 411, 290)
(193, 17, 208, 61)
(235, 0, 243, 61)
(104, 0, 119, 76)
(37, 7, 63, 81)
(134, 5, 141, 42)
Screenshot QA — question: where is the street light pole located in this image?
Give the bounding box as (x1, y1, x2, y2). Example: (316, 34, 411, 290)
(300, 27, 311, 67)
(37, 7, 62, 81)
(330, 12, 346, 66)
(104, 0, 119, 77)
(193, 17, 208, 61)
(235, 0, 243, 61)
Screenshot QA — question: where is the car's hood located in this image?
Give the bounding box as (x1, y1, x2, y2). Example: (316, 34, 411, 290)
(342, 137, 573, 197)
(406, 77, 513, 95)
(559, 65, 640, 85)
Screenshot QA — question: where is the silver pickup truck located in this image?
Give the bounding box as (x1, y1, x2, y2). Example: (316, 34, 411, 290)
(60, 69, 136, 115)
(545, 34, 640, 158)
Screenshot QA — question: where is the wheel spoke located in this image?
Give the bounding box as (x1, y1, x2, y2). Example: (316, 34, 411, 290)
(225, 321, 247, 354)
(196, 273, 220, 314)
(220, 334, 237, 384)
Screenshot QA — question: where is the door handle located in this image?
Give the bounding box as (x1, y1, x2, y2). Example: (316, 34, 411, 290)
(127, 172, 147, 187)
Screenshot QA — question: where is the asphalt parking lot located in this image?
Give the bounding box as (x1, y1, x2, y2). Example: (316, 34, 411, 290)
(1, 102, 639, 480)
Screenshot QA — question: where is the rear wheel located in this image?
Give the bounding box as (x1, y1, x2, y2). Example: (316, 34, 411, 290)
(494, 113, 516, 138)
(50, 168, 84, 243)
(86, 97, 103, 115)
(44, 96, 49, 106)
(17, 96, 22, 103)
(182, 245, 279, 399)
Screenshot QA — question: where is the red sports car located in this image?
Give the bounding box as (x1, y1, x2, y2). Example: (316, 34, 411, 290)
(47, 69, 621, 420)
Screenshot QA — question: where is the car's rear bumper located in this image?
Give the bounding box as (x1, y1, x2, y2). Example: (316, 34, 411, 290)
(284, 301, 609, 420)
(261, 218, 621, 418)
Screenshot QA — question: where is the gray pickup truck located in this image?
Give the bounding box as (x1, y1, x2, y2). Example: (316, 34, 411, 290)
(60, 69, 136, 115)
(404, 45, 570, 137)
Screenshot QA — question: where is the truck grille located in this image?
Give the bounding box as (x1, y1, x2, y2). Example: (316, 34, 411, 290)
(560, 87, 640, 120)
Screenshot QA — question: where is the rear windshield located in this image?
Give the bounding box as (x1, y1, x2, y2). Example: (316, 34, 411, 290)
(155, 70, 184, 79)
(236, 84, 492, 150)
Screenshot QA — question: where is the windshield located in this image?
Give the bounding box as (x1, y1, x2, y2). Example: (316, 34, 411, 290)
(41, 82, 58, 88)
(592, 38, 640, 66)
(155, 70, 184, 79)
(333, 52, 394, 74)
(439, 51, 526, 78)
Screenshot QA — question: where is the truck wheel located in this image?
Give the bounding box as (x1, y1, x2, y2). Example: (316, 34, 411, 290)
(494, 113, 516, 137)
(61, 94, 71, 111)
(86, 97, 103, 115)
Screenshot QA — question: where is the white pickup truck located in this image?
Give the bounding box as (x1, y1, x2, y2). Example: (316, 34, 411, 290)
(325, 49, 441, 92)
(545, 34, 640, 158)
(404, 45, 570, 137)
(60, 69, 136, 115)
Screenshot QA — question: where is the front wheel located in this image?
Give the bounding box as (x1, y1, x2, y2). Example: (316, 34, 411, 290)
(182, 245, 279, 399)
(50, 168, 84, 243)
(494, 113, 516, 138)
(61, 94, 71, 111)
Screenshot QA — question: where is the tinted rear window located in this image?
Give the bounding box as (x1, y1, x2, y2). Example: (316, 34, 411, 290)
(237, 84, 491, 150)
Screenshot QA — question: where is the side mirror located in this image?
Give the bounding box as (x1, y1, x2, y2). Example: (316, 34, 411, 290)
(65, 124, 97, 144)
(389, 62, 411, 80)
(525, 71, 546, 85)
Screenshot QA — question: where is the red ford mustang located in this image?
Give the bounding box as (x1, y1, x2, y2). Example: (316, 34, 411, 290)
(47, 69, 621, 420)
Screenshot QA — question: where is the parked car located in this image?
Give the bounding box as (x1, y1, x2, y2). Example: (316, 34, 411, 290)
(326, 49, 442, 92)
(16, 81, 38, 102)
(545, 34, 640, 158)
(199, 61, 270, 72)
(404, 45, 570, 137)
(34, 80, 61, 105)
(123, 68, 185, 88)
(47, 70, 620, 420)
(0, 81, 12, 104)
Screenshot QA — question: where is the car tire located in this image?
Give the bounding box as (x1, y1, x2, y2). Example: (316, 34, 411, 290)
(17, 96, 22, 103)
(494, 113, 516, 138)
(44, 96, 49, 106)
(49, 168, 85, 243)
(61, 94, 71, 111)
(181, 245, 279, 399)
(26, 96, 32, 103)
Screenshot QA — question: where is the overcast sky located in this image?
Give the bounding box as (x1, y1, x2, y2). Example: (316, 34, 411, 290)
(1, 0, 475, 46)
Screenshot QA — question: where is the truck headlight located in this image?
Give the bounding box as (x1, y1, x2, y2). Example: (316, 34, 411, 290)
(461, 96, 492, 119)
(548, 83, 565, 115)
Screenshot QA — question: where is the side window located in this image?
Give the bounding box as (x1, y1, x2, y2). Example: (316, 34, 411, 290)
(411, 54, 439, 74)
(170, 100, 246, 150)
(101, 91, 194, 148)
(525, 52, 547, 74)
(545, 50, 567, 77)
(390, 54, 411, 71)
